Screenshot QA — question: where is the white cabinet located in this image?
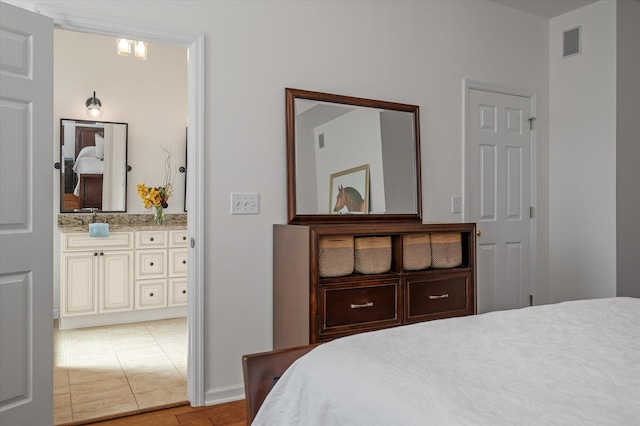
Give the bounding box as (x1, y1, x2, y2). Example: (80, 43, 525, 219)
(60, 227, 187, 329)
(135, 229, 187, 309)
(61, 233, 134, 318)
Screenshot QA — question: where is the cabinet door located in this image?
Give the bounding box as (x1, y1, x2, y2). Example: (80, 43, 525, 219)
(62, 253, 97, 315)
(100, 251, 134, 312)
(405, 272, 473, 323)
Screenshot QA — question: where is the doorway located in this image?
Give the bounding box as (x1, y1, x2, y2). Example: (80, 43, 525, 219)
(34, 5, 206, 423)
(464, 80, 538, 314)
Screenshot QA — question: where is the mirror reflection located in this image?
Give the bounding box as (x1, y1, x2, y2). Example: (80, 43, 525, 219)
(287, 88, 421, 223)
(60, 119, 128, 212)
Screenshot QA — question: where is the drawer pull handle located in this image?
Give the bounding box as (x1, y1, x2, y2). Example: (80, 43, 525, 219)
(429, 294, 449, 300)
(350, 302, 374, 309)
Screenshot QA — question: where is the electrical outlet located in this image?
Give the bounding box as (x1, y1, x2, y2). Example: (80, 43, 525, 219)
(231, 193, 259, 215)
(452, 196, 462, 214)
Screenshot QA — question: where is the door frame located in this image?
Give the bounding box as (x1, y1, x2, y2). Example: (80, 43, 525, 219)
(33, 5, 206, 406)
(462, 79, 538, 305)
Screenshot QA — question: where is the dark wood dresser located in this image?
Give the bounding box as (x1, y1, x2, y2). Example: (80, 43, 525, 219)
(273, 221, 476, 350)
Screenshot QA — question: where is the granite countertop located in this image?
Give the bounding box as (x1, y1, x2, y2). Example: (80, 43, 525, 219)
(57, 213, 187, 233)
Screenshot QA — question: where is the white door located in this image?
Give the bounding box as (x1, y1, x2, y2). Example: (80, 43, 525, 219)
(466, 87, 534, 314)
(0, 2, 54, 425)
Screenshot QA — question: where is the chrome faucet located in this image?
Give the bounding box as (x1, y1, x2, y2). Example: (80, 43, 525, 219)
(91, 207, 97, 224)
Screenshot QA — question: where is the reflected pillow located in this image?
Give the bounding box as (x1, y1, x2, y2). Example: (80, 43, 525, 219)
(95, 135, 105, 160)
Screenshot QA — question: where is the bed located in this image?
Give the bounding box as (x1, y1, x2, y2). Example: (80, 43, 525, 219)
(72, 127, 105, 209)
(244, 297, 639, 425)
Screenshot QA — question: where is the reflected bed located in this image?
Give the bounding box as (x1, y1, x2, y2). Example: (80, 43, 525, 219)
(245, 298, 639, 425)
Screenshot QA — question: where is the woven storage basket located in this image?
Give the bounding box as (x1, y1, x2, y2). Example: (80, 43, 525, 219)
(354, 236, 392, 274)
(430, 232, 462, 268)
(403, 233, 431, 271)
(318, 235, 355, 277)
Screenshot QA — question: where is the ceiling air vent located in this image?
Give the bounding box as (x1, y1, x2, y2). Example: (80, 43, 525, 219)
(563, 26, 581, 58)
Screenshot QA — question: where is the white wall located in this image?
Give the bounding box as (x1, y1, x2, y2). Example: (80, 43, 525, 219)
(616, 0, 640, 298)
(8, 0, 550, 404)
(549, 1, 617, 302)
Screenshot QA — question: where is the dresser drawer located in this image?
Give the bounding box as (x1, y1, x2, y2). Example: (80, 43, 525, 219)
(135, 230, 168, 249)
(405, 272, 471, 322)
(169, 230, 188, 248)
(321, 280, 400, 335)
(135, 250, 167, 280)
(63, 232, 132, 251)
(135, 279, 167, 310)
(169, 249, 187, 277)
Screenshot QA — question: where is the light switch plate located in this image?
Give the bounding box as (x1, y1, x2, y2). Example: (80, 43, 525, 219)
(452, 196, 461, 214)
(231, 193, 259, 214)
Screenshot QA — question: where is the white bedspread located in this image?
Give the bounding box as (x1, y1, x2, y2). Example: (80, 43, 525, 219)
(253, 298, 640, 425)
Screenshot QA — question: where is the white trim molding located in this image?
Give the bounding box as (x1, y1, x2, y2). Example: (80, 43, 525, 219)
(34, 5, 207, 406)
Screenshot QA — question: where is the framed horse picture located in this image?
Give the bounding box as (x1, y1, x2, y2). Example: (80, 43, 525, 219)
(329, 164, 370, 214)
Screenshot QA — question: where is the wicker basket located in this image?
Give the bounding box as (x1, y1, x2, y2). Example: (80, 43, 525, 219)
(354, 236, 392, 274)
(430, 232, 462, 268)
(403, 233, 431, 271)
(318, 235, 354, 277)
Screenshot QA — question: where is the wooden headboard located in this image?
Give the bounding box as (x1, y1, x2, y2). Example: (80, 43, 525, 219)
(242, 344, 319, 425)
(74, 126, 104, 159)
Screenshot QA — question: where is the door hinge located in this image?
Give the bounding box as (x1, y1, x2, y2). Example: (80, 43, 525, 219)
(529, 206, 534, 218)
(529, 294, 533, 306)
(190, 237, 195, 248)
(528, 116, 536, 130)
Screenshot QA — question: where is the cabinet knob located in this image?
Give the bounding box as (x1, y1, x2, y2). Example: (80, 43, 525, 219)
(476, 229, 482, 237)
(182, 236, 186, 241)
(182, 290, 186, 294)
(94, 252, 98, 256)
(149, 292, 154, 297)
(150, 262, 154, 266)
(150, 237, 154, 241)
(100, 252, 104, 256)
(182, 260, 186, 264)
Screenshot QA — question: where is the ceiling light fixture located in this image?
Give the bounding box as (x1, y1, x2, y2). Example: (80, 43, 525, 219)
(85, 91, 103, 119)
(116, 37, 147, 60)
(117, 38, 131, 56)
(134, 41, 147, 60)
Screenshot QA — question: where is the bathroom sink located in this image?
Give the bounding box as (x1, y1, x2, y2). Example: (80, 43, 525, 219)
(88, 223, 109, 237)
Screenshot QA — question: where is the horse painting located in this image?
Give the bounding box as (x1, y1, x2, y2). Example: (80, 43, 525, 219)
(333, 185, 365, 213)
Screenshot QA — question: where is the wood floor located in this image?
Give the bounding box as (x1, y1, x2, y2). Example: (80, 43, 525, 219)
(80, 399, 246, 426)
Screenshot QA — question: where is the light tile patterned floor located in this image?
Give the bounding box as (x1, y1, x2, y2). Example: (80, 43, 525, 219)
(53, 317, 187, 425)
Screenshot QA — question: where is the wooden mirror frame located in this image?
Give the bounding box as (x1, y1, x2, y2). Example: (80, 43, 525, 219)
(286, 88, 422, 224)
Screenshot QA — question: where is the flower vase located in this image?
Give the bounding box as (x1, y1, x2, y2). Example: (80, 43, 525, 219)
(154, 206, 165, 225)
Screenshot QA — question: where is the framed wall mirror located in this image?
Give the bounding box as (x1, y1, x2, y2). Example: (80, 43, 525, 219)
(59, 119, 128, 213)
(286, 88, 422, 224)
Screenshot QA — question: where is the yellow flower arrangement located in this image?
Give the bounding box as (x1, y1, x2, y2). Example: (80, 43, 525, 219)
(138, 147, 176, 224)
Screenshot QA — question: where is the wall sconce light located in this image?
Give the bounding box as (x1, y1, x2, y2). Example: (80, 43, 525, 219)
(85, 91, 103, 119)
(116, 38, 147, 60)
(117, 38, 131, 56)
(134, 41, 147, 60)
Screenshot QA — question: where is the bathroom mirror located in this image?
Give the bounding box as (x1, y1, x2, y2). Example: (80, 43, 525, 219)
(59, 119, 128, 212)
(286, 88, 421, 224)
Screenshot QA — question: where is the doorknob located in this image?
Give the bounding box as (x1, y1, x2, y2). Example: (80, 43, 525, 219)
(476, 229, 482, 237)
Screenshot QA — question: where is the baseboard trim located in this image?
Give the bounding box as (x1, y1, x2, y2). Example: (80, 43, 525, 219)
(204, 383, 244, 406)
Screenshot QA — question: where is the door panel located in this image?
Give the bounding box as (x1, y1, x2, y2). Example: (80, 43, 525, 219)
(0, 3, 53, 424)
(468, 88, 532, 314)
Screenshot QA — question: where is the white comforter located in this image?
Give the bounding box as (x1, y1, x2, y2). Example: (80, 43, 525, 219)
(253, 298, 640, 425)
(72, 146, 104, 196)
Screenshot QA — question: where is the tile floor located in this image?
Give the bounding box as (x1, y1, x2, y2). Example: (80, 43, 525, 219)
(53, 317, 188, 425)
